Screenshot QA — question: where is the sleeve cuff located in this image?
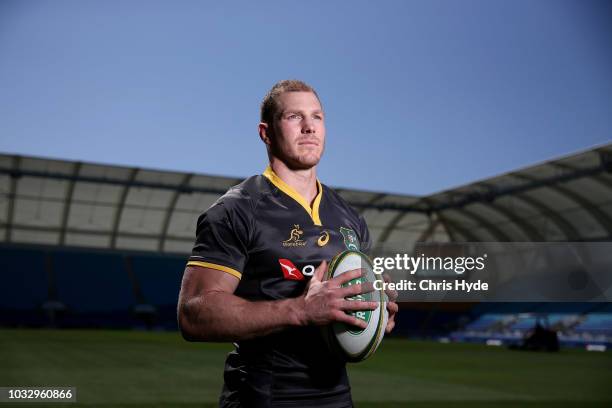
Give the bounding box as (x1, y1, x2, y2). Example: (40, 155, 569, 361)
(186, 261, 242, 279)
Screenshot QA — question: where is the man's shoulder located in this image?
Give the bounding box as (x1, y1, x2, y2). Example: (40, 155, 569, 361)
(321, 182, 361, 218)
(214, 174, 273, 212)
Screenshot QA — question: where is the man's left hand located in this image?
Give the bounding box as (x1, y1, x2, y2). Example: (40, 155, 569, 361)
(383, 273, 398, 334)
(386, 301, 398, 333)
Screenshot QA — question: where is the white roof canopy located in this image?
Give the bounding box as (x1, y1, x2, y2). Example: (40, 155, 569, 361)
(1, 144, 610, 254)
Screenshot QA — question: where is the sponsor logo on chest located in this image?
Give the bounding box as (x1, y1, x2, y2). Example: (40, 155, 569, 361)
(278, 259, 315, 281)
(281, 225, 359, 250)
(282, 224, 307, 247)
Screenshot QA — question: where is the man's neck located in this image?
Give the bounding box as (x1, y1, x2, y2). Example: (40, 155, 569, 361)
(269, 159, 319, 206)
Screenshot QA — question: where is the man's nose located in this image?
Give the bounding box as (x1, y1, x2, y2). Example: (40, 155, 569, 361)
(302, 117, 315, 133)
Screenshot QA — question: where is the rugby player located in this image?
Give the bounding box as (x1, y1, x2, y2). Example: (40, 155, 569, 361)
(178, 80, 398, 407)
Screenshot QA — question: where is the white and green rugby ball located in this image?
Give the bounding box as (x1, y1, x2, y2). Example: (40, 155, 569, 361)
(324, 250, 388, 362)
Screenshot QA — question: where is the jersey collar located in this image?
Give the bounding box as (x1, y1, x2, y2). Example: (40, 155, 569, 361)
(263, 166, 323, 226)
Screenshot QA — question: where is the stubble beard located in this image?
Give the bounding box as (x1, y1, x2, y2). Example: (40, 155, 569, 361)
(269, 140, 323, 171)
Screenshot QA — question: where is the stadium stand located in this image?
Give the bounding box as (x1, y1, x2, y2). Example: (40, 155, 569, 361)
(53, 250, 132, 313)
(129, 255, 185, 329)
(1, 146, 611, 349)
(52, 249, 136, 327)
(449, 303, 612, 348)
(0, 247, 48, 326)
(0, 245, 185, 329)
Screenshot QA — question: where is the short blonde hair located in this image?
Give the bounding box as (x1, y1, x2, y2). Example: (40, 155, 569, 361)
(260, 80, 321, 124)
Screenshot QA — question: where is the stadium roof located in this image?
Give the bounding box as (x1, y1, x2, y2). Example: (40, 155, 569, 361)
(1, 144, 611, 254)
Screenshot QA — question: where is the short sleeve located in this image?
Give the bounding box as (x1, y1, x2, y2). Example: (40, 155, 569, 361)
(358, 214, 372, 254)
(187, 200, 250, 279)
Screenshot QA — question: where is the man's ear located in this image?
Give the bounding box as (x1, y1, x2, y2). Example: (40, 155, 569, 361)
(258, 122, 272, 146)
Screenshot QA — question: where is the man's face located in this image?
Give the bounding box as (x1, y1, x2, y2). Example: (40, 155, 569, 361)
(267, 91, 325, 169)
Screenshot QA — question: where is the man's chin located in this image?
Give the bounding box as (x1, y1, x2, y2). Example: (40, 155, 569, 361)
(288, 156, 321, 171)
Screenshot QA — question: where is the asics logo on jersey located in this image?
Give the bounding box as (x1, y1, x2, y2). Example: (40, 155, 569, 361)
(317, 230, 330, 247)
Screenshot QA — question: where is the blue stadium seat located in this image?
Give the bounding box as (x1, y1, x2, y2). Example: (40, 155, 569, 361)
(573, 313, 612, 334)
(464, 313, 506, 331)
(129, 255, 185, 330)
(508, 315, 539, 330)
(0, 247, 47, 310)
(53, 251, 135, 313)
(130, 255, 184, 307)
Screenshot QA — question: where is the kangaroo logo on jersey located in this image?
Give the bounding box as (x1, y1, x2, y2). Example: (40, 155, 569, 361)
(317, 230, 330, 247)
(340, 227, 360, 251)
(282, 224, 307, 247)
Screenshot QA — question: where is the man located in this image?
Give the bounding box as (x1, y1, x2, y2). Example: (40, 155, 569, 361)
(178, 80, 398, 407)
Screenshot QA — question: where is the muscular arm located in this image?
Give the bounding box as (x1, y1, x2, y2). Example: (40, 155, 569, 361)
(178, 266, 302, 341)
(177, 262, 377, 342)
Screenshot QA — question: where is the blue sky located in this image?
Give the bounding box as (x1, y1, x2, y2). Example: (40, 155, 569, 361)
(0, 0, 610, 195)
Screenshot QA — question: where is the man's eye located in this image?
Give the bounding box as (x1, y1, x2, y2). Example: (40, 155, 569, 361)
(288, 114, 302, 120)
(313, 115, 323, 120)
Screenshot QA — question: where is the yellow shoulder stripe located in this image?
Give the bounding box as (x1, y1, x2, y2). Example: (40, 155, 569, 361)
(186, 261, 242, 279)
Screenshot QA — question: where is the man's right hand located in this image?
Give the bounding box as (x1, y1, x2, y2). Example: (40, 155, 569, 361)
(297, 260, 378, 330)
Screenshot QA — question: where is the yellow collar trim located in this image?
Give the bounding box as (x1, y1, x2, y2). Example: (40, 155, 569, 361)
(263, 166, 323, 226)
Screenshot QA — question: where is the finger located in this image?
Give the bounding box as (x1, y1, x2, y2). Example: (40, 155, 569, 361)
(330, 269, 363, 287)
(312, 260, 327, 282)
(333, 310, 368, 330)
(383, 273, 398, 301)
(386, 301, 399, 314)
(338, 282, 374, 298)
(338, 300, 379, 311)
(386, 309, 396, 328)
(384, 287, 398, 302)
(385, 320, 395, 334)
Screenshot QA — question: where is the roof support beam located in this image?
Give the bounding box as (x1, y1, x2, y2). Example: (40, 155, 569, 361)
(475, 181, 579, 241)
(406, 151, 610, 213)
(0, 166, 417, 213)
(448, 207, 512, 242)
(2, 221, 193, 243)
(110, 168, 138, 249)
(424, 198, 489, 242)
(513, 193, 580, 240)
(551, 159, 612, 199)
(0, 192, 207, 214)
(437, 213, 479, 242)
(158, 173, 193, 252)
(357, 193, 389, 215)
(416, 217, 440, 242)
(4, 156, 19, 242)
(480, 201, 544, 241)
(58, 162, 81, 245)
(375, 211, 408, 248)
(513, 173, 612, 236)
(437, 215, 457, 242)
(0, 167, 228, 195)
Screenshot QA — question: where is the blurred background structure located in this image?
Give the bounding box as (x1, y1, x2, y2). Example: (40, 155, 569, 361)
(2, 144, 611, 348)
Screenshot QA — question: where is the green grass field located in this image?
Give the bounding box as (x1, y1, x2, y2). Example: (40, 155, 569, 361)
(1, 329, 611, 407)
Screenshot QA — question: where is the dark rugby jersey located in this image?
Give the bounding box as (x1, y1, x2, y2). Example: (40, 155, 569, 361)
(187, 166, 370, 408)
